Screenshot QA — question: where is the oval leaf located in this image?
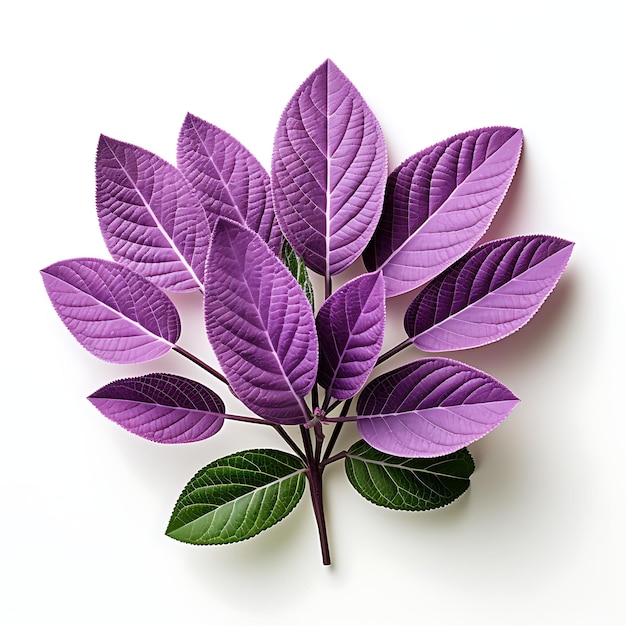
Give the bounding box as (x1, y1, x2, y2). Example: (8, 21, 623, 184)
(356, 358, 519, 457)
(166, 449, 306, 545)
(345, 440, 474, 511)
(405, 235, 575, 351)
(204, 219, 318, 423)
(41, 258, 181, 363)
(88, 373, 226, 443)
(272, 59, 387, 278)
(363, 127, 523, 297)
(96, 134, 210, 292)
(316, 271, 385, 400)
(177, 114, 282, 254)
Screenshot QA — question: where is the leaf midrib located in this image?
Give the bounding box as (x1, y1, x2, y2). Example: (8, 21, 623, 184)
(378, 131, 521, 273)
(104, 136, 202, 289)
(345, 454, 468, 479)
(170, 467, 306, 535)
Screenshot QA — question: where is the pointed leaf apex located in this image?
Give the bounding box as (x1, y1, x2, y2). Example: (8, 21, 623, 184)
(404, 235, 574, 352)
(272, 60, 387, 276)
(88, 373, 226, 444)
(356, 358, 520, 457)
(98, 133, 117, 149)
(365, 126, 525, 296)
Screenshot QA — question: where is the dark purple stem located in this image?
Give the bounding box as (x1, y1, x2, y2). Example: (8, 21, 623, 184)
(320, 450, 347, 469)
(301, 425, 331, 566)
(322, 422, 344, 461)
(308, 459, 330, 566)
(173, 345, 229, 385)
(322, 398, 351, 461)
(274, 425, 307, 463)
(375, 337, 413, 367)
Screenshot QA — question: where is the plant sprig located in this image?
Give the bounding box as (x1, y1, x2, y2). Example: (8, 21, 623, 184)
(41, 59, 573, 566)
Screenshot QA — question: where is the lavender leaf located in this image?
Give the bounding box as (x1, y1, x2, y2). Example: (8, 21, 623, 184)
(356, 359, 519, 457)
(41, 258, 181, 363)
(316, 271, 385, 401)
(177, 114, 282, 254)
(272, 59, 387, 278)
(345, 440, 474, 511)
(166, 449, 306, 545)
(204, 219, 318, 423)
(405, 235, 575, 351)
(363, 127, 523, 297)
(96, 135, 209, 292)
(88, 373, 226, 443)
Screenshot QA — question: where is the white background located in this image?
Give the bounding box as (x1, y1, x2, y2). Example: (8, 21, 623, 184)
(2, 1, 623, 624)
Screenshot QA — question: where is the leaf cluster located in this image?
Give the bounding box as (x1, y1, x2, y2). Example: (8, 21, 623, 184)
(41, 60, 573, 565)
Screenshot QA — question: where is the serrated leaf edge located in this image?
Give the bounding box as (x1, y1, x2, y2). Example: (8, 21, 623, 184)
(410, 234, 574, 351)
(166, 450, 307, 545)
(344, 448, 474, 512)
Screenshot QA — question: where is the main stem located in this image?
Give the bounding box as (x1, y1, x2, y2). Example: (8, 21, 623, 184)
(301, 426, 331, 565)
(308, 459, 330, 566)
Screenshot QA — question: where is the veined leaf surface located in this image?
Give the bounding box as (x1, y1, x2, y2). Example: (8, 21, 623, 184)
(89, 373, 226, 443)
(404, 235, 575, 351)
(316, 271, 385, 400)
(364, 127, 523, 296)
(166, 449, 306, 545)
(96, 135, 209, 292)
(177, 114, 282, 254)
(204, 220, 317, 423)
(356, 358, 519, 457)
(345, 440, 474, 511)
(272, 59, 387, 278)
(41, 258, 180, 363)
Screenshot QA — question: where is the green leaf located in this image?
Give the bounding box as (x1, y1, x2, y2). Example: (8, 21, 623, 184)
(281, 240, 315, 308)
(345, 440, 474, 511)
(166, 449, 307, 544)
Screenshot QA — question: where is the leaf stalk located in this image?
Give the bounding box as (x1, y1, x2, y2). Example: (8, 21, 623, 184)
(375, 337, 413, 367)
(173, 345, 229, 385)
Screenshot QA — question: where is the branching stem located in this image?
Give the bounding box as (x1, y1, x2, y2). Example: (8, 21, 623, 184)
(320, 450, 347, 468)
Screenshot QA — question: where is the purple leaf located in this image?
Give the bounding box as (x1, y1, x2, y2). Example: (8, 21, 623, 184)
(405, 235, 575, 351)
(316, 272, 385, 401)
(96, 135, 210, 292)
(89, 373, 225, 443)
(177, 114, 282, 254)
(356, 359, 519, 457)
(204, 219, 318, 424)
(41, 258, 181, 363)
(271, 59, 387, 278)
(363, 127, 523, 297)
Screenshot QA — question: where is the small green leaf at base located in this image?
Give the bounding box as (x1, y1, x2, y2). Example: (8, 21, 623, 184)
(345, 440, 474, 511)
(166, 449, 306, 545)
